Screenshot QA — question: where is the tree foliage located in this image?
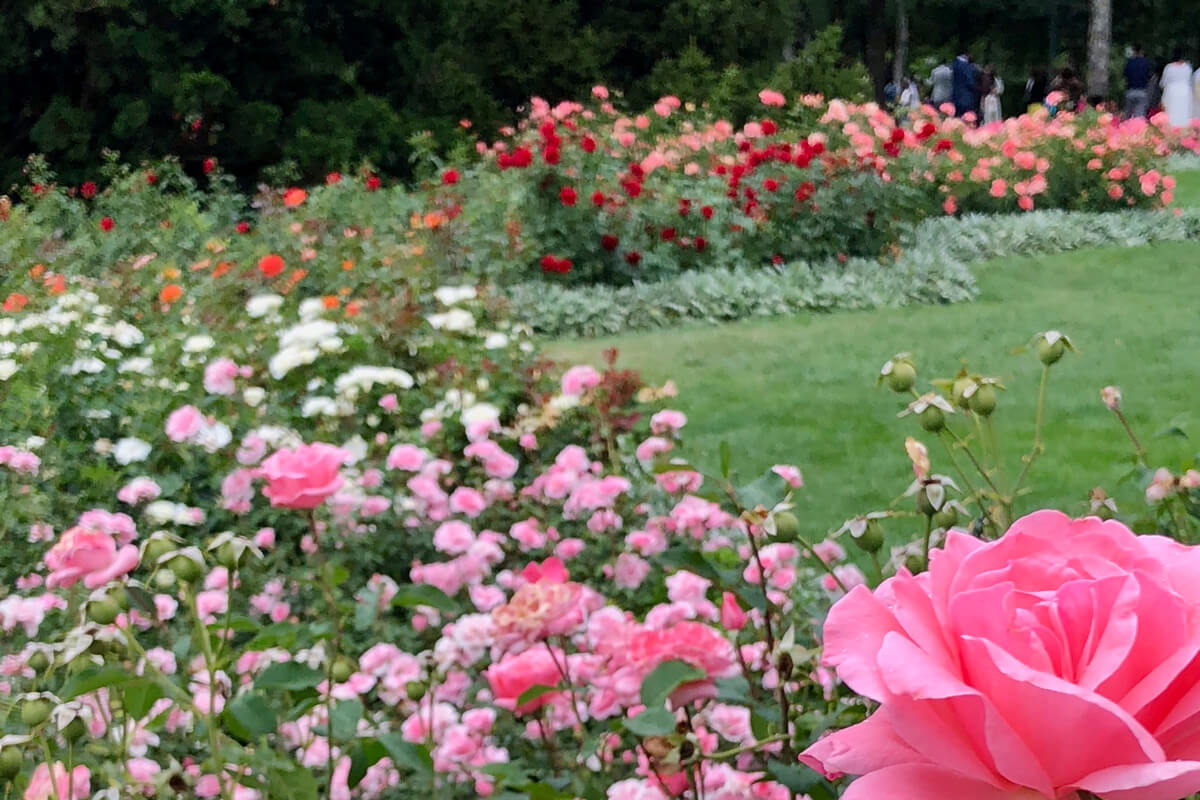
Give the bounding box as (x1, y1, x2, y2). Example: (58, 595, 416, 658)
(2, 0, 1194, 187)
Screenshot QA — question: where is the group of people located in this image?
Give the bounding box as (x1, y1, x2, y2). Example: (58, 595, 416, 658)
(884, 54, 1004, 123)
(1126, 46, 1200, 127)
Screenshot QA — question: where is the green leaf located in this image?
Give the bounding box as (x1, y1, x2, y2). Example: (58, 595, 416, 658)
(767, 762, 823, 794)
(60, 664, 135, 699)
(714, 676, 752, 706)
(515, 683, 559, 708)
(390, 583, 457, 613)
(734, 468, 789, 511)
(378, 732, 433, 774)
(324, 562, 350, 587)
(207, 615, 260, 634)
(125, 584, 157, 619)
(719, 440, 732, 479)
(639, 659, 705, 708)
(623, 707, 677, 737)
(122, 680, 165, 719)
(348, 738, 386, 788)
(244, 622, 302, 652)
(268, 766, 318, 800)
(354, 587, 380, 631)
(750, 711, 772, 741)
(330, 698, 363, 740)
(226, 692, 278, 739)
(255, 661, 324, 692)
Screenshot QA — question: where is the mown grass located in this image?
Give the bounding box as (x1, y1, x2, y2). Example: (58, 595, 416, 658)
(549, 238, 1199, 542)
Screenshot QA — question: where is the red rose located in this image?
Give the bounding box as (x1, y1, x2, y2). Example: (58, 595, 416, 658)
(441, 169, 459, 186)
(591, 191, 605, 207)
(326, 172, 342, 185)
(580, 135, 596, 153)
(235, 221, 250, 234)
(202, 158, 216, 174)
(366, 175, 381, 191)
(660, 227, 676, 242)
(694, 237, 707, 252)
(145, 172, 157, 185)
(763, 178, 779, 192)
(99, 216, 114, 232)
(559, 186, 577, 206)
(542, 148, 560, 165)
(700, 205, 714, 219)
(600, 234, 619, 251)
(80, 182, 97, 199)
(761, 119, 778, 135)
(624, 251, 641, 265)
(258, 254, 285, 277)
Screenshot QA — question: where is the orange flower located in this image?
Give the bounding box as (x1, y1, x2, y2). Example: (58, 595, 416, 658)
(322, 295, 339, 309)
(213, 261, 232, 278)
(423, 212, 444, 229)
(283, 187, 307, 207)
(188, 258, 212, 272)
(44, 275, 66, 295)
(345, 301, 361, 317)
(258, 254, 285, 277)
(29, 264, 45, 279)
(162, 267, 181, 279)
(3, 293, 28, 313)
(338, 287, 351, 296)
(341, 260, 354, 271)
(289, 269, 307, 283)
(159, 284, 184, 304)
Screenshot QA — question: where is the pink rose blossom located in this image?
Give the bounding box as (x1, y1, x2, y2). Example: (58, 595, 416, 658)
(449, 487, 488, 518)
(561, 365, 602, 396)
(758, 88, 787, 107)
(803, 510, 1200, 800)
(165, 405, 205, 442)
(386, 443, 427, 471)
(44, 527, 139, 589)
(649, 409, 687, 434)
(203, 358, 240, 395)
(24, 764, 90, 800)
(259, 442, 349, 509)
(486, 647, 565, 714)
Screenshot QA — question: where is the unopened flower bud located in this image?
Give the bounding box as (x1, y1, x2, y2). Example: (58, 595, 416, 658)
(20, 698, 53, 728)
(932, 505, 959, 530)
(1101, 386, 1121, 411)
(772, 511, 800, 542)
(919, 406, 945, 432)
(852, 519, 885, 553)
(62, 717, 87, 742)
(952, 377, 975, 410)
(27, 651, 50, 672)
(167, 553, 203, 583)
(405, 681, 427, 701)
(720, 592, 747, 631)
(0, 747, 22, 779)
(1035, 331, 1073, 365)
(86, 597, 120, 625)
(968, 384, 997, 416)
(905, 552, 927, 574)
(331, 656, 356, 683)
(777, 652, 795, 680)
(880, 356, 916, 393)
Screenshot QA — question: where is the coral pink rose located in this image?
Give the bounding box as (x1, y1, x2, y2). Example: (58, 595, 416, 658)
(802, 510, 1200, 800)
(44, 527, 139, 589)
(619, 622, 738, 706)
(258, 442, 349, 509)
(24, 763, 90, 800)
(486, 646, 565, 714)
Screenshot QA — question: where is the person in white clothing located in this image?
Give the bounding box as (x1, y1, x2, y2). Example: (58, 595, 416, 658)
(1161, 48, 1194, 128)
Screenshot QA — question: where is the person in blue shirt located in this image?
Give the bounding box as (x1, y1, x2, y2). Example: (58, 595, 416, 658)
(1123, 45, 1152, 118)
(952, 52, 980, 118)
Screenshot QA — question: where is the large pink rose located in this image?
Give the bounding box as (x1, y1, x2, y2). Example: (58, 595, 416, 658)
(486, 646, 565, 714)
(619, 622, 739, 706)
(258, 443, 350, 509)
(801, 511, 1200, 800)
(24, 762, 90, 800)
(44, 527, 140, 589)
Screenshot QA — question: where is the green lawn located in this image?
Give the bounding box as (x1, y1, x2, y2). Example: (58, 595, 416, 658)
(1175, 170, 1200, 208)
(549, 240, 1200, 539)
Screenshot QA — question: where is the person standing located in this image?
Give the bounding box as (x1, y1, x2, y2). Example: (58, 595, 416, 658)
(982, 69, 1005, 124)
(1123, 44, 1152, 118)
(931, 59, 954, 108)
(1024, 68, 1049, 113)
(1161, 49, 1194, 127)
(952, 52, 978, 117)
(898, 75, 922, 112)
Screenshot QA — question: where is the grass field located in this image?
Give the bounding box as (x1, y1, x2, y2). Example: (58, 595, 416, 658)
(1175, 169, 1200, 208)
(549, 231, 1200, 542)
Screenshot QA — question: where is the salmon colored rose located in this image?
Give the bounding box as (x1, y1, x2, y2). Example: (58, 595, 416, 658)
(258, 442, 350, 509)
(802, 511, 1200, 800)
(44, 527, 140, 589)
(24, 763, 90, 800)
(486, 646, 565, 714)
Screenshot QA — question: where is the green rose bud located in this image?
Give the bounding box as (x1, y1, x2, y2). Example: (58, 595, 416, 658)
(21, 698, 53, 728)
(918, 406, 945, 432)
(1038, 337, 1065, 365)
(63, 717, 87, 742)
(87, 597, 120, 625)
(885, 361, 916, 393)
(773, 511, 801, 542)
(27, 651, 50, 672)
(932, 505, 959, 530)
(951, 377, 974, 410)
(916, 486, 938, 517)
(143, 537, 177, 564)
(852, 519, 885, 553)
(331, 657, 355, 684)
(905, 552, 927, 574)
(0, 747, 22, 779)
(215, 541, 244, 570)
(968, 384, 997, 416)
(167, 554, 203, 584)
(406, 681, 427, 701)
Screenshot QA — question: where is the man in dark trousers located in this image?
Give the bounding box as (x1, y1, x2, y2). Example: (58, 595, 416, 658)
(1124, 44, 1152, 118)
(952, 52, 979, 118)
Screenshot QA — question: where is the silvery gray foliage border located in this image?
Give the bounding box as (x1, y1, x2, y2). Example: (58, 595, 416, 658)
(506, 207, 1200, 338)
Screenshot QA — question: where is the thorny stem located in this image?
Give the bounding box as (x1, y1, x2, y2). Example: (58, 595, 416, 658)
(537, 715, 562, 773)
(1114, 408, 1148, 464)
(795, 538, 849, 595)
(184, 586, 234, 800)
(1012, 365, 1050, 499)
(983, 415, 1005, 492)
(1170, 496, 1194, 542)
(922, 514, 934, 566)
(545, 639, 587, 734)
(683, 734, 790, 766)
(307, 511, 342, 800)
(945, 427, 1003, 497)
(936, 432, 994, 529)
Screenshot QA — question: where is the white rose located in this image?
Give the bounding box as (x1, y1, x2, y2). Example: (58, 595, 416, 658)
(483, 332, 509, 349)
(110, 321, 145, 347)
(113, 437, 152, 465)
(0, 359, 17, 380)
(182, 335, 215, 353)
(243, 387, 267, 407)
(427, 309, 476, 332)
(301, 397, 340, 417)
(195, 422, 232, 453)
(268, 346, 320, 380)
(246, 294, 284, 318)
(433, 285, 477, 306)
(298, 298, 326, 319)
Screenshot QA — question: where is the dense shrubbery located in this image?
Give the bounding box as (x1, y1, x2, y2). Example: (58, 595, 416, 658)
(5, 91, 1197, 301)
